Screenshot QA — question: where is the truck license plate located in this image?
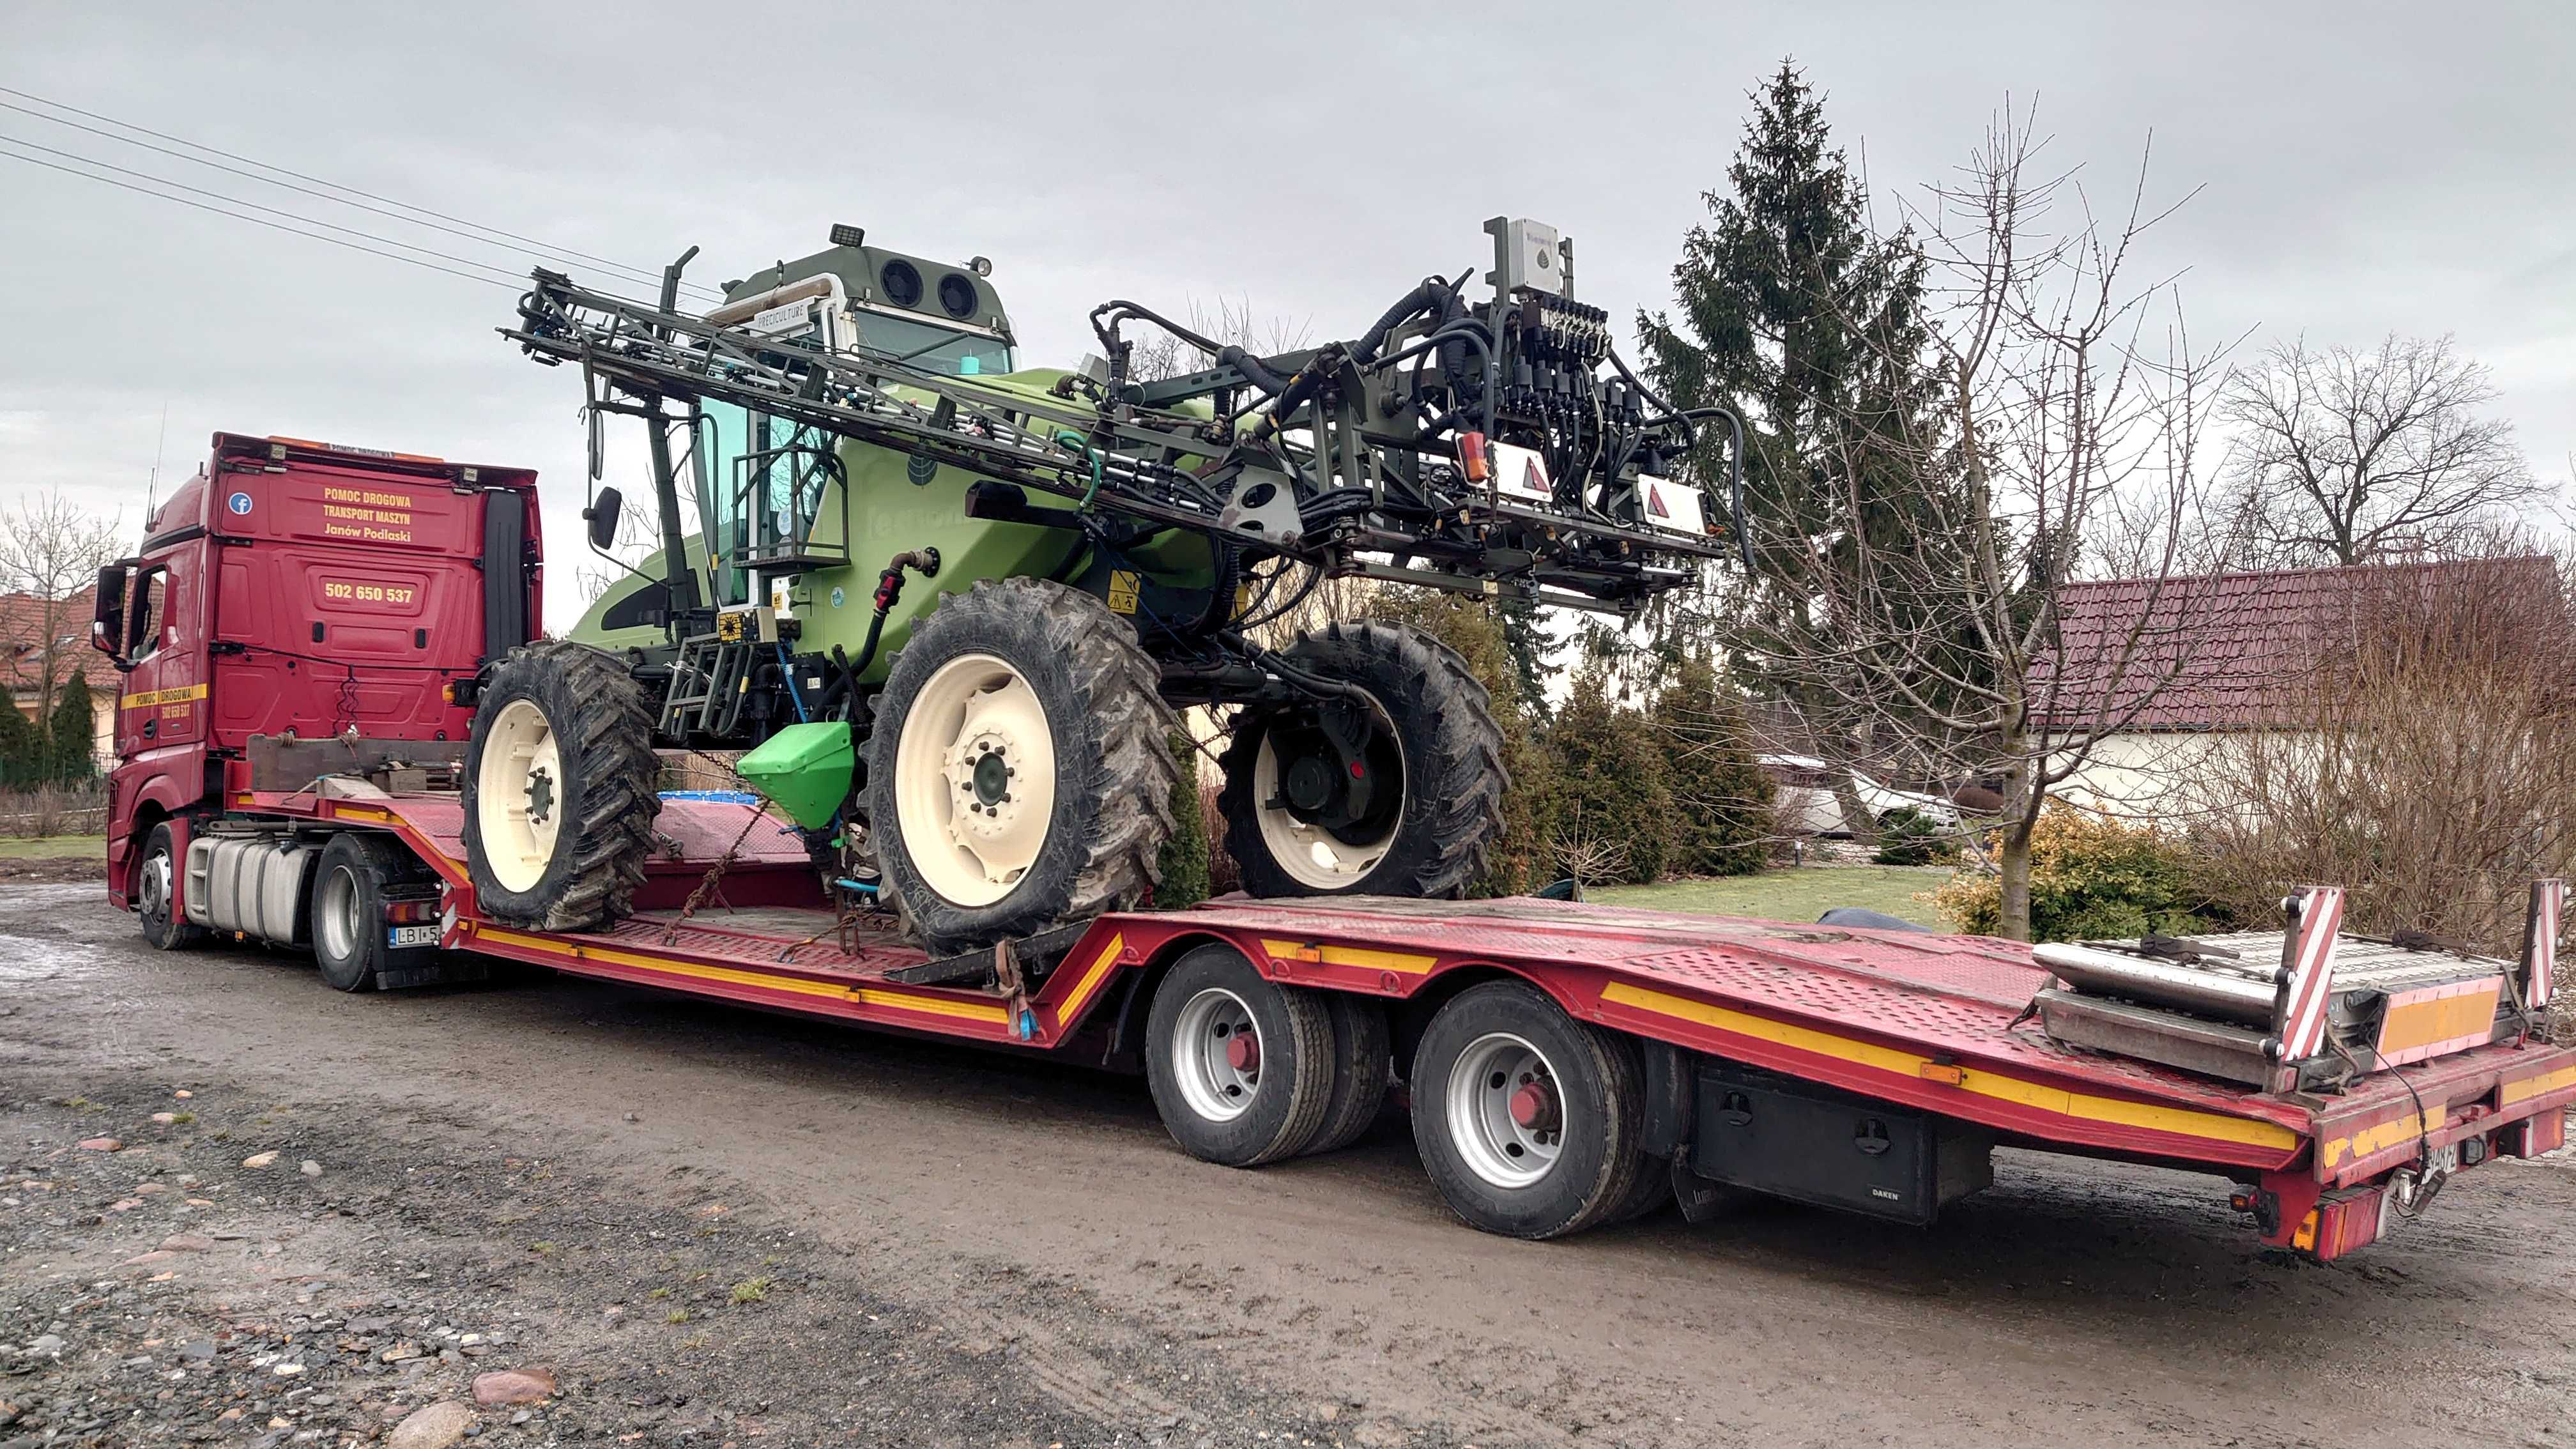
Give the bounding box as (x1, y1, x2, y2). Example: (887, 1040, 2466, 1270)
(388, 924, 440, 948)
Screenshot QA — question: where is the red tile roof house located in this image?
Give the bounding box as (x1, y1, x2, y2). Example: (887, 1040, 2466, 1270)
(2030, 555, 2561, 819)
(1, 585, 118, 767)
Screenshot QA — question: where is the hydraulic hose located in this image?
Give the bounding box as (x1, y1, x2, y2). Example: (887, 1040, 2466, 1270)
(844, 548, 941, 682)
(1606, 348, 1751, 569)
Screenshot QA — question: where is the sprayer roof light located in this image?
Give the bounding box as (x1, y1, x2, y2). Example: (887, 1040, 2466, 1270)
(829, 223, 866, 249)
(969, 256, 992, 277)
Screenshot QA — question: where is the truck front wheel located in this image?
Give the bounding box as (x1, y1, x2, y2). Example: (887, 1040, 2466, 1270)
(1411, 980, 1650, 1239)
(135, 821, 202, 952)
(462, 640, 661, 933)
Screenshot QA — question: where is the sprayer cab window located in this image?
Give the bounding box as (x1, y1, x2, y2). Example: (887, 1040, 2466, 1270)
(857, 311, 1012, 376)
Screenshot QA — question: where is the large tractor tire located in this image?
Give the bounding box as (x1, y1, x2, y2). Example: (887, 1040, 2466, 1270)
(1218, 621, 1504, 900)
(866, 577, 1181, 955)
(461, 640, 661, 933)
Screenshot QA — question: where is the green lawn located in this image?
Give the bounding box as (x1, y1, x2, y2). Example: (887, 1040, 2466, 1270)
(1592, 864, 1954, 928)
(0, 834, 106, 861)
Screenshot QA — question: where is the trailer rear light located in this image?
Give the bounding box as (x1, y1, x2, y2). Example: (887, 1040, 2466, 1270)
(1457, 432, 1490, 483)
(385, 900, 438, 924)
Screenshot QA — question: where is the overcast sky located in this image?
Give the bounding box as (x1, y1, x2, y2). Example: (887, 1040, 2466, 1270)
(4, 2, 2570, 620)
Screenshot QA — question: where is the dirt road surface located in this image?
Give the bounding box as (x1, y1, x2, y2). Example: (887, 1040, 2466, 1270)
(4, 881, 2574, 1448)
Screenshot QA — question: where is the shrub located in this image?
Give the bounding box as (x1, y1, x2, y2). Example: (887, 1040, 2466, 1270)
(1540, 664, 1675, 885)
(1871, 806, 1951, 867)
(1370, 592, 1558, 896)
(1647, 655, 1774, 877)
(1933, 805, 2211, 942)
(1155, 730, 1211, 908)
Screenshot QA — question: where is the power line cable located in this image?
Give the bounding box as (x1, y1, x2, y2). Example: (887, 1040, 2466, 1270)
(0, 144, 523, 291)
(0, 132, 550, 289)
(0, 88, 721, 302)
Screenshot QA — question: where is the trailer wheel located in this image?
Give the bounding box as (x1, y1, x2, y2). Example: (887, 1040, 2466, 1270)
(1144, 944, 1334, 1167)
(868, 578, 1180, 954)
(1305, 993, 1392, 1156)
(1410, 981, 1648, 1239)
(135, 821, 202, 952)
(462, 640, 661, 933)
(311, 833, 436, 992)
(1218, 621, 1503, 900)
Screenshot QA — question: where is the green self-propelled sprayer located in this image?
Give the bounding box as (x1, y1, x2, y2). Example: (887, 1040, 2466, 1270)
(472, 218, 1744, 953)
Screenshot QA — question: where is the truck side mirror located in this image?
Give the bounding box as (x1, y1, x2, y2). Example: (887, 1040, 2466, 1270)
(585, 486, 623, 552)
(90, 564, 128, 661)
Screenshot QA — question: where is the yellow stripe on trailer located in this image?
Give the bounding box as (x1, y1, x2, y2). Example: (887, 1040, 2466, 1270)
(1600, 981, 2298, 1153)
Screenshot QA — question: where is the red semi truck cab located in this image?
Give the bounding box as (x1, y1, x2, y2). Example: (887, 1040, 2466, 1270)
(95, 433, 542, 911)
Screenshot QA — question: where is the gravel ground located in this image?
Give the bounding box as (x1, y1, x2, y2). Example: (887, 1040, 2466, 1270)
(6, 880, 2576, 1448)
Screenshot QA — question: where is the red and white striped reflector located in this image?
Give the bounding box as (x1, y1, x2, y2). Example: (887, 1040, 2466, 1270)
(2275, 885, 2345, 1061)
(2526, 878, 2564, 1009)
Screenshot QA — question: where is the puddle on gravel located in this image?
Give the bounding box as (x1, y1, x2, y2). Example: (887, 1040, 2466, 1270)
(0, 884, 122, 983)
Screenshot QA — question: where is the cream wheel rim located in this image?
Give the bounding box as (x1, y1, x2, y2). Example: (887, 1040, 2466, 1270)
(475, 697, 563, 893)
(1252, 691, 1401, 891)
(893, 652, 1057, 908)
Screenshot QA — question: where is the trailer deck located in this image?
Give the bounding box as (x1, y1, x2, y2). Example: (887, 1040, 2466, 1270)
(217, 783, 2576, 1245)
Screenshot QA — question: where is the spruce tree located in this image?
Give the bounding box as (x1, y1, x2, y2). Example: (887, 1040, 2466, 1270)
(1154, 729, 1211, 908)
(47, 678, 97, 785)
(0, 697, 40, 790)
(1542, 666, 1675, 886)
(1648, 654, 1774, 877)
(1637, 61, 1958, 797)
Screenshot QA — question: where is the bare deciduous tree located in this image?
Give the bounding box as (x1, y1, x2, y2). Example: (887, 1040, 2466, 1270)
(1756, 109, 2236, 940)
(0, 489, 124, 717)
(2221, 334, 2542, 565)
(2186, 546, 2576, 957)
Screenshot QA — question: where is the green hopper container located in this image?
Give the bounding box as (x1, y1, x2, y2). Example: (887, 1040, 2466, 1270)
(734, 721, 855, 830)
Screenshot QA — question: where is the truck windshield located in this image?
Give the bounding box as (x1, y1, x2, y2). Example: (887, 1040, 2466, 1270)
(852, 310, 1013, 376)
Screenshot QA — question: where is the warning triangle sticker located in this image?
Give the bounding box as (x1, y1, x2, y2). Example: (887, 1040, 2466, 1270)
(1644, 482, 1670, 519)
(1522, 457, 1547, 494)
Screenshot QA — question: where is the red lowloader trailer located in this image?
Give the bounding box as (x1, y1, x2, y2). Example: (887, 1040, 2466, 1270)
(95, 433, 2576, 1252)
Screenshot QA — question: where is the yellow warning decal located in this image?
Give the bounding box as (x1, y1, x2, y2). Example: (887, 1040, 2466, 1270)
(1107, 570, 1140, 615)
(119, 683, 208, 710)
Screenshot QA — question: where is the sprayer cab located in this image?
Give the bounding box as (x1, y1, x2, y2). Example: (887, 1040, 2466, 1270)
(710, 228, 1015, 378)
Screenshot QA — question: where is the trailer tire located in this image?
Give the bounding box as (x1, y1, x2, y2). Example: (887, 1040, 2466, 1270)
(1144, 944, 1334, 1168)
(135, 821, 203, 952)
(462, 640, 661, 933)
(311, 833, 435, 992)
(1219, 621, 1503, 901)
(1411, 980, 1649, 1239)
(869, 578, 1180, 955)
(1305, 993, 1392, 1156)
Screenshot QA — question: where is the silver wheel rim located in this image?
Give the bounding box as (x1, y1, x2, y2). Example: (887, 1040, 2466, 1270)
(893, 652, 1057, 908)
(1250, 689, 1403, 890)
(475, 698, 563, 893)
(138, 846, 173, 920)
(1170, 986, 1264, 1124)
(1446, 1031, 1565, 1189)
(316, 864, 362, 962)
